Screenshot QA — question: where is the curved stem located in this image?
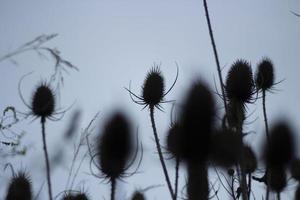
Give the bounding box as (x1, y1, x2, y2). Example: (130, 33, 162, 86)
(203, 0, 228, 116)
(110, 178, 116, 200)
(174, 157, 180, 200)
(149, 106, 175, 200)
(41, 117, 53, 200)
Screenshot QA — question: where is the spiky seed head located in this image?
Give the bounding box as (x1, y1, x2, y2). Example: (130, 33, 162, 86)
(62, 192, 89, 200)
(5, 172, 32, 200)
(210, 129, 241, 167)
(225, 59, 254, 103)
(269, 167, 287, 193)
(244, 145, 257, 174)
(290, 159, 300, 181)
(142, 66, 165, 107)
(180, 81, 215, 163)
(264, 122, 295, 168)
(97, 112, 133, 180)
(166, 122, 182, 159)
(131, 191, 146, 200)
(31, 83, 55, 119)
(255, 58, 274, 91)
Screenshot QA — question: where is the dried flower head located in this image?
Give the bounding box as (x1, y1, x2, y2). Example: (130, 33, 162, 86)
(94, 112, 138, 181)
(31, 83, 55, 119)
(131, 191, 146, 200)
(5, 171, 32, 200)
(255, 57, 274, 91)
(264, 121, 295, 168)
(62, 192, 89, 200)
(269, 167, 287, 193)
(142, 66, 165, 107)
(225, 59, 255, 103)
(126, 64, 178, 110)
(244, 145, 257, 174)
(180, 80, 215, 162)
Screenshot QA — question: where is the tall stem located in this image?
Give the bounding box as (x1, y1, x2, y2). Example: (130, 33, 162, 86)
(174, 157, 180, 200)
(41, 117, 53, 200)
(203, 0, 228, 116)
(149, 106, 175, 200)
(262, 90, 270, 200)
(110, 178, 116, 200)
(236, 104, 248, 200)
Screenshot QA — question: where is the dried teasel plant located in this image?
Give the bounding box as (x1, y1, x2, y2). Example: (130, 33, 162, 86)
(5, 171, 32, 200)
(225, 59, 255, 105)
(89, 112, 142, 200)
(18, 77, 69, 200)
(224, 59, 256, 200)
(61, 191, 90, 200)
(126, 64, 178, 199)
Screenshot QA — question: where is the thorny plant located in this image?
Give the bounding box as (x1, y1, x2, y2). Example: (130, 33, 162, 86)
(126, 63, 178, 200)
(3, 4, 300, 200)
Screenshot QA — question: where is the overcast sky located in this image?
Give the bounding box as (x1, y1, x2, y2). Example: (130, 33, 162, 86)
(1, 0, 300, 199)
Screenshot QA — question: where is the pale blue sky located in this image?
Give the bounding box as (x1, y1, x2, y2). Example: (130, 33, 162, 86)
(1, 0, 300, 199)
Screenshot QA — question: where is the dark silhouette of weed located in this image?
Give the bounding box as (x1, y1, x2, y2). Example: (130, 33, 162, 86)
(225, 59, 255, 105)
(89, 112, 141, 200)
(179, 80, 215, 163)
(131, 191, 145, 200)
(61, 192, 89, 200)
(126, 65, 178, 199)
(125, 64, 178, 111)
(264, 121, 295, 168)
(255, 58, 275, 92)
(5, 171, 32, 200)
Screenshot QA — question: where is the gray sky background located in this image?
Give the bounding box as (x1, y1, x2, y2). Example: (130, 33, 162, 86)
(1, 0, 300, 199)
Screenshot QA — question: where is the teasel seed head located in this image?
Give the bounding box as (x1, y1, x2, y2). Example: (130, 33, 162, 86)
(97, 112, 133, 180)
(244, 145, 257, 174)
(131, 191, 146, 200)
(210, 129, 241, 167)
(142, 66, 165, 107)
(255, 57, 274, 91)
(268, 166, 287, 193)
(180, 80, 215, 163)
(225, 59, 255, 103)
(62, 192, 89, 200)
(5, 171, 32, 200)
(31, 82, 55, 119)
(290, 159, 300, 181)
(264, 121, 295, 168)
